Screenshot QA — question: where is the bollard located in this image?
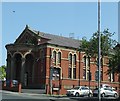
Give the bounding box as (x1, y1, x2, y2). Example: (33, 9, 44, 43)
(18, 83, 22, 93)
(46, 84, 48, 94)
(4, 81, 6, 87)
(10, 81, 13, 87)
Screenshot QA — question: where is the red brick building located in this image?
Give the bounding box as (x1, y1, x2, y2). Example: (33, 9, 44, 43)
(5, 25, 119, 95)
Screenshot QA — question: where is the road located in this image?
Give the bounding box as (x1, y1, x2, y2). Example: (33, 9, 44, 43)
(1, 90, 69, 101)
(1, 90, 119, 101)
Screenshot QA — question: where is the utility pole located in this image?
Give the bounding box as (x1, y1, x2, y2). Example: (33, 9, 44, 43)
(98, 0, 101, 101)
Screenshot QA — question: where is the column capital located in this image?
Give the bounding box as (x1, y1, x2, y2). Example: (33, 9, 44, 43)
(21, 57, 26, 61)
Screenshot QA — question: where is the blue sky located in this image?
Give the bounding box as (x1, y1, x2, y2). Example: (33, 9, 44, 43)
(1, 2, 118, 66)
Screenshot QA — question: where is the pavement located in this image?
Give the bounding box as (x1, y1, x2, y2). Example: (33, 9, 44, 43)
(1, 90, 67, 98)
(2, 90, 47, 96)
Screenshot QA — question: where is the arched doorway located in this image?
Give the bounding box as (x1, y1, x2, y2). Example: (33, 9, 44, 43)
(14, 53, 22, 82)
(24, 54, 34, 86)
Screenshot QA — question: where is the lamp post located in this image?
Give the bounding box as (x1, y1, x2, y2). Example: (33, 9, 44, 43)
(98, 0, 101, 101)
(49, 48, 53, 95)
(50, 66, 53, 95)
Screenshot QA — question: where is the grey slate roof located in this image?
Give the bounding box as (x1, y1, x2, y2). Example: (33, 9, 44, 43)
(28, 27, 81, 49)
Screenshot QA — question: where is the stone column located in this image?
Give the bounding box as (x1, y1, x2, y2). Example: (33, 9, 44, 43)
(21, 57, 25, 85)
(6, 58, 10, 80)
(32, 59, 35, 83)
(11, 57, 14, 80)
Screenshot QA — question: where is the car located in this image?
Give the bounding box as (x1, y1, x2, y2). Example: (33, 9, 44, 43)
(5, 80, 18, 87)
(66, 86, 93, 97)
(12, 80, 18, 87)
(101, 84, 111, 88)
(93, 87, 118, 98)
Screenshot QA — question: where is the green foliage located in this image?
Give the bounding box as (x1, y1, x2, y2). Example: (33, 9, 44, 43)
(79, 29, 120, 75)
(79, 29, 117, 57)
(0, 65, 6, 80)
(79, 37, 91, 55)
(107, 45, 120, 74)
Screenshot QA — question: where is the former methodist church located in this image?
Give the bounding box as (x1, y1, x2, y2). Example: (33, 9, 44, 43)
(5, 25, 119, 94)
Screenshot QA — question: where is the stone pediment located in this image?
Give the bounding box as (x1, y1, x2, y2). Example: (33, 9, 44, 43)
(14, 25, 49, 45)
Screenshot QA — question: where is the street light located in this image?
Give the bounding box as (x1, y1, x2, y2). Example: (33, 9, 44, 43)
(50, 66, 54, 95)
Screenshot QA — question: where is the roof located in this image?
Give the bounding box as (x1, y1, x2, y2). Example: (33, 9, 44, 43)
(27, 26, 81, 49)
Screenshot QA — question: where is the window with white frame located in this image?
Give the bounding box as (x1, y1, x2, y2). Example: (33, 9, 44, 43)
(68, 53, 76, 79)
(83, 56, 90, 80)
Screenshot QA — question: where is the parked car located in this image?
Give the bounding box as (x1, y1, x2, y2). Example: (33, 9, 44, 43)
(6, 80, 18, 87)
(101, 84, 111, 88)
(93, 87, 118, 98)
(12, 80, 18, 87)
(66, 86, 93, 97)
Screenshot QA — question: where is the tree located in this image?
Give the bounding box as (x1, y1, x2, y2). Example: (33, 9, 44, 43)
(0, 65, 6, 81)
(79, 29, 120, 96)
(108, 45, 120, 74)
(79, 29, 117, 80)
(107, 44, 120, 96)
(80, 29, 117, 57)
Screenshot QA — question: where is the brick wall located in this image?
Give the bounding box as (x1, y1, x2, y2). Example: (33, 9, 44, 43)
(44, 46, 119, 95)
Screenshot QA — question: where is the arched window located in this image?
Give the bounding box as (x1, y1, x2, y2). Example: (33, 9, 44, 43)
(58, 52, 61, 64)
(53, 51, 56, 65)
(68, 53, 77, 79)
(83, 56, 91, 80)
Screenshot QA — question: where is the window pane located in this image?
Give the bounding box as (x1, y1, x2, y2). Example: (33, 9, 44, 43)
(88, 56, 90, 67)
(58, 52, 61, 64)
(73, 68, 76, 79)
(53, 51, 56, 64)
(95, 71, 98, 81)
(68, 68, 72, 78)
(83, 69, 86, 79)
(52, 68, 60, 80)
(73, 55, 76, 65)
(84, 56, 86, 67)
